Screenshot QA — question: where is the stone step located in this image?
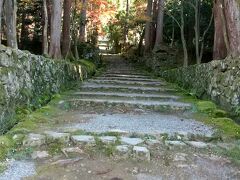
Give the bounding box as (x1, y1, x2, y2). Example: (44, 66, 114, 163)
(80, 83, 178, 93)
(70, 92, 180, 101)
(88, 79, 167, 87)
(101, 74, 149, 79)
(94, 77, 162, 82)
(105, 71, 142, 75)
(64, 98, 192, 112)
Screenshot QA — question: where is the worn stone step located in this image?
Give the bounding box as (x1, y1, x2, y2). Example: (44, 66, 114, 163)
(94, 76, 162, 82)
(104, 70, 143, 74)
(88, 79, 167, 87)
(64, 98, 192, 112)
(67, 97, 191, 107)
(80, 83, 178, 93)
(101, 74, 149, 79)
(70, 92, 180, 101)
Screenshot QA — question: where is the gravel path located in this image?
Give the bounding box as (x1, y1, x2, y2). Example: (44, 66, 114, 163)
(62, 113, 214, 136)
(0, 160, 35, 180)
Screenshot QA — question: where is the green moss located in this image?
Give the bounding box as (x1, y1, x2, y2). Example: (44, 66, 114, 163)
(196, 101, 216, 114)
(99, 131, 120, 137)
(205, 117, 240, 139)
(79, 59, 96, 75)
(94, 137, 116, 157)
(47, 141, 64, 156)
(15, 120, 37, 131)
(10, 147, 33, 160)
(213, 109, 228, 118)
(70, 129, 88, 135)
(225, 147, 240, 164)
(0, 136, 14, 160)
(213, 146, 240, 165)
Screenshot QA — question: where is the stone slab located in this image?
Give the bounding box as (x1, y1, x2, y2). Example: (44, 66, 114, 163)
(133, 146, 150, 161)
(71, 135, 95, 145)
(165, 141, 186, 146)
(99, 136, 117, 144)
(23, 133, 45, 147)
(186, 141, 208, 148)
(120, 137, 144, 146)
(44, 131, 70, 143)
(31, 151, 50, 160)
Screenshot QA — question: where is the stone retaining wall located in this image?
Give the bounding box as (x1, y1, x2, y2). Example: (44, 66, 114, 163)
(0, 46, 93, 134)
(146, 57, 240, 114)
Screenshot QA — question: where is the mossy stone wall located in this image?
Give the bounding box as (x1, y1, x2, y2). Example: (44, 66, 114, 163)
(0, 45, 92, 134)
(146, 57, 240, 114)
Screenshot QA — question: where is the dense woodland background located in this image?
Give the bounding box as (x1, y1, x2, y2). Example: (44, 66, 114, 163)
(0, 0, 239, 66)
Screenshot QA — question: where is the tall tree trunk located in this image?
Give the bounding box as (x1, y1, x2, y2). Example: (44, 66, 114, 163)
(0, 0, 4, 45)
(154, 0, 165, 50)
(73, 0, 79, 59)
(4, 0, 17, 49)
(219, 0, 230, 55)
(62, 0, 72, 58)
(180, 1, 188, 67)
(223, 0, 240, 58)
(170, 19, 174, 48)
(194, 0, 201, 64)
(150, 0, 157, 49)
(123, 0, 129, 48)
(137, 28, 145, 56)
(213, 0, 240, 59)
(213, 0, 227, 59)
(144, 0, 153, 53)
(79, 0, 87, 42)
(43, 0, 49, 55)
(49, 0, 63, 59)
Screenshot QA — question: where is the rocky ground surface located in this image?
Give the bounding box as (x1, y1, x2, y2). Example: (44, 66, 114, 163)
(0, 55, 240, 180)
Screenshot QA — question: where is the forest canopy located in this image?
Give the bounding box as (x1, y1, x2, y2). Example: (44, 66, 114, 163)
(0, 0, 239, 66)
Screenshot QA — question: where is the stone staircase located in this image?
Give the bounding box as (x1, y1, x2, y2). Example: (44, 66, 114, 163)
(57, 56, 213, 137)
(20, 56, 215, 162)
(2, 55, 240, 180)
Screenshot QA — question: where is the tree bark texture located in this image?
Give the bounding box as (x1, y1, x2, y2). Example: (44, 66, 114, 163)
(43, 0, 49, 55)
(0, 0, 4, 44)
(154, 0, 165, 49)
(62, 0, 72, 57)
(4, 0, 18, 49)
(49, 0, 63, 59)
(79, 0, 87, 42)
(213, 0, 240, 59)
(144, 0, 153, 53)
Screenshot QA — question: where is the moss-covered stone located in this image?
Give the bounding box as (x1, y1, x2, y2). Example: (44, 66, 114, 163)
(196, 101, 216, 114)
(0, 46, 97, 134)
(205, 118, 240, 139)
(213, 109, 228, 118)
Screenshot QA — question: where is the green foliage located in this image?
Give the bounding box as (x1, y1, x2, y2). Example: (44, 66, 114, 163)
(94, 137, 116, 157)
(235, 106, 240, 116)
(75, 43, 101, 66)
(10, 147, 33, 160)
(105, 7, 145, 53)
(47, 141, 64, 156)
(0, 136, 14, 161)
(79, 60, 96, 75)
(225, 147, 240, 164)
